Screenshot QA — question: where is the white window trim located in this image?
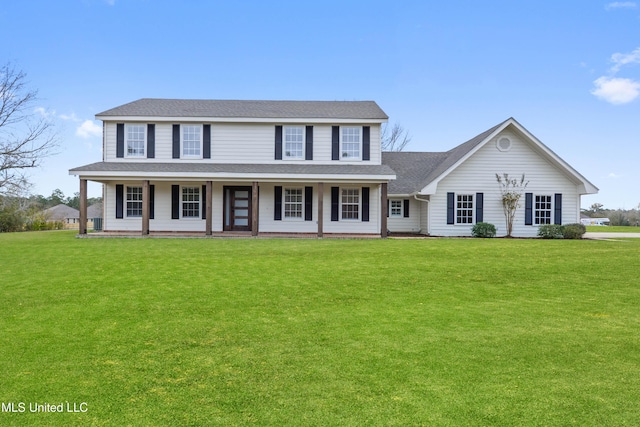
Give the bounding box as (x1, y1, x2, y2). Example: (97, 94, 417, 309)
(534, 194, 552, 225)
(181, 186, 201, 219)
(283, 187, 304, 220)
(340, 126, 362, 161)
(283, 126, 305, 160)
(181, 125, 203, 159)
(126, 186, 143, 218)
(340, 187, 360, 221)
(455, 193, 474, 225)
(125, 123, 146, 158)
(390, 199, 403, 218)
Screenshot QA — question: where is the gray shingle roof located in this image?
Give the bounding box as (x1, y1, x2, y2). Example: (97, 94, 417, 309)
(96, 99, 388, 120)
(44, 204, 79, 220)
(70, 162, 395, 177)
(382, 119, 508, 194)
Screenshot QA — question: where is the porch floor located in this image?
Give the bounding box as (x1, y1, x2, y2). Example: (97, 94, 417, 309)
(78, 231, 388, 239)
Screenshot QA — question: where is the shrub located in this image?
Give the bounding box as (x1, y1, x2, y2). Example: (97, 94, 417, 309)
(563, 223, 586, 239)
(538, 224, 564, 239)
(472, 222, 496, 238)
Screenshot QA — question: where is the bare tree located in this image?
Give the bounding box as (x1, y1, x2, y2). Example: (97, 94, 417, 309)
(0, 63, 58, 195)
(381, 123, 411, 152)
(496, 173, 529, 237)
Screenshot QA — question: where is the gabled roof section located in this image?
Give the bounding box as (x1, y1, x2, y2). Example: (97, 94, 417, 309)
(383, 118, 598, 196)
(96, 99, 388, 121)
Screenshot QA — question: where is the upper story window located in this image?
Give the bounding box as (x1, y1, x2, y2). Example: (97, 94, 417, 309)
(182, 125, 201, 157)
(341, 127, 361, 160)
(284, 126, 304, 159)
(126, 124, 145, 157)
(456, 194, 473, 224)
(535, 195, 552, 224)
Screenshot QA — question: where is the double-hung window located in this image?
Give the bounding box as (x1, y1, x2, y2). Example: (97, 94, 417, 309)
(456, 194, 473, 224)
(390, 200, 403, 217)
(341, 127, 361, 160)
(182, 187, 200, 218)
(126, 124, 145, 157)
(126, 186, 143, 217)
(182, 125, 201, 157)
(284, 126, 304, 159)
(535, 195, 552, 224)
(284, 188, 303, 219)
(341, 188, 360, 220)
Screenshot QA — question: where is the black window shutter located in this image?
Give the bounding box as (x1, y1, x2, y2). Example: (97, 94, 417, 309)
(387, 199, 390, 217)
(362, 126, 370, 161)
(362, 187, 370, 222)
(149, 185, 155, 219)
(525, 193, 533, 225)
(171, 185, 180, 219)
(403, 199, 410, 218)
(305, 186, 313, 221)
(275, 126, 283, 160)
(116, 123, 124, 158)
(476, 192, 483, 223)
(331, 187, 339, 221)
(274, 186, 282, 221)
(115, 184, 124, 218)
(201, 185, 207, 220)
(305, 126, 313, 160)
(554, 193, 562, 225)
(447, 192, 455, 224)
(147, 124, 155, 158)
(203, 125, 211, 159)
(172, 125, 180, 159)
(331, 126, 340, 160)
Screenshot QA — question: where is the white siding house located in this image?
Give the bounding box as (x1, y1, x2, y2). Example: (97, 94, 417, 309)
(70, 99, 395, 236)
(383, 118, 598, 237)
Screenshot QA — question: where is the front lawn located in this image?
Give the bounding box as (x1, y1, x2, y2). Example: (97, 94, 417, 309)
(586, 225, 640, 233)
(1, 231, 639, 426)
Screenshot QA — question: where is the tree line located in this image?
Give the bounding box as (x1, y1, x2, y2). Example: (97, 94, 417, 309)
(582, 203, 640, 227)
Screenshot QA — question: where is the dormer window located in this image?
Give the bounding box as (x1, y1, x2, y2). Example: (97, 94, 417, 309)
(126, 124, 145, 157)
(341, 127, 361, 160)
(284, 126, 304, 159)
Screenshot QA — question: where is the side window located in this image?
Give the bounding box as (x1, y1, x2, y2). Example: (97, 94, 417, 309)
(126, 124, 145, 157)
(341, 127, 361, 160)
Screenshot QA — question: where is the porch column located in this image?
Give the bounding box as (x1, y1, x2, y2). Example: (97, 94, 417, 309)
(79, 179, 87, 235)
(205, 181, 212, 236)
(317, 182, 324, 238)
(380, 183, 388, 238)
(251, 181, 259, 236)
(142, 180, 150, 235)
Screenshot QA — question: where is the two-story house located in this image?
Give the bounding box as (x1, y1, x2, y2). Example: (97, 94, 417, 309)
(70, 99, 396, 237)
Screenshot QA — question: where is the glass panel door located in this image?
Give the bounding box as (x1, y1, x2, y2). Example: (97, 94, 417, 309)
(224, 186, 252, 231)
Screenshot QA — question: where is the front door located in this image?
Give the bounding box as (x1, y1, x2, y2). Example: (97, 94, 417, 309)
(224, 186, 252, 231)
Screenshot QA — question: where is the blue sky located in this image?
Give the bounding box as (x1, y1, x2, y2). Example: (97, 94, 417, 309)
(1, 0, 639, 209)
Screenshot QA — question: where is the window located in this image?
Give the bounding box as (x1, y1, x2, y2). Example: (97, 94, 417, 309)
(182, 125, 201, 157)
(341, 188, 360, 220)
(535, 195, 552, 224)
(126, 124, 145, 157)
(126, 186, 142, 217)
(182, 187, 200, 218)
(390, 200, 403, 217)
(284, 188, 303, 219)
(341, 127, 361, 159)
(284, 126, 304, 159)
(456, 194, 473, 224)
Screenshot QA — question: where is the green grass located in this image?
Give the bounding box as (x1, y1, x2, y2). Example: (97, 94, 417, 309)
(1, 231, 640, 426)
(586, 225, 640, 233)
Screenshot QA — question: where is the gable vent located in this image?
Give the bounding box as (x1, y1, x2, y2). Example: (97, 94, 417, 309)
(497, 137, 512, 152)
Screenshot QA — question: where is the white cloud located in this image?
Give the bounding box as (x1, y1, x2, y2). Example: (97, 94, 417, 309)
(592, 76, 640, 104)
(608, 172, 622, 179)
(59, 112, 81, 122)
(34, 107, 56, 119)
(605, 1, 637, 10)
(610, 47, 640, 73)
(76, 120, 102, 138)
